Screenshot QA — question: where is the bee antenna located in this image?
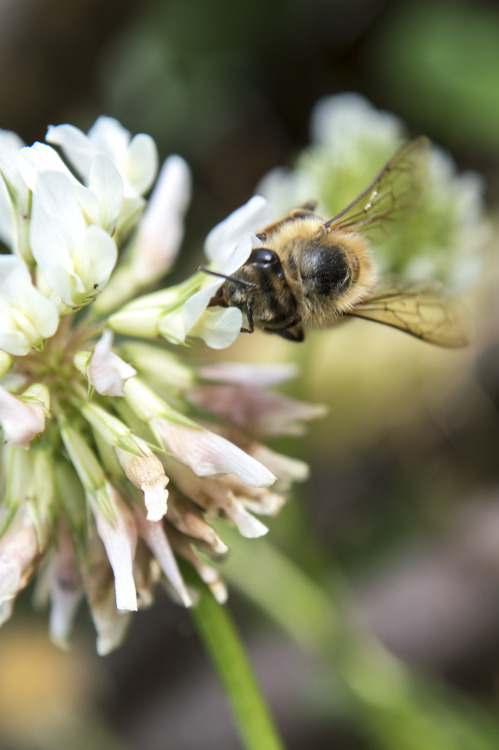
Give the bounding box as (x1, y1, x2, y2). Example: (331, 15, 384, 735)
(198, 265, 257, 288)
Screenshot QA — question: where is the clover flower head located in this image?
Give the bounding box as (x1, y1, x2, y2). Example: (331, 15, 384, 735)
(0, 117, 316, 652)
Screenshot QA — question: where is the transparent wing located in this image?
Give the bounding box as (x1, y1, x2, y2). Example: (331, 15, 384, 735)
(345, 279, 474, 348)
(325, 137, 431, 241)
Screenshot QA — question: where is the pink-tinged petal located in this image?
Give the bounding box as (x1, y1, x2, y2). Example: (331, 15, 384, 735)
(90, 581, 132, 656)
(167, 492, 229, 555)
(91, 587, 130, 656)
(204, 195, 272, 267)
(198, 361, 298, 388)
(250, 443, 309, 489)
(80, 536, 132, 654)
(133, 508, 192, 607)
(88, 486, 138, 611)
(152, 419, 275, 487)
(48, 526, 83, 649)
(0, 386, 45, 447)
(89, 330, 137, 397)
(187, 383, 327, 436)
(165, 461, 280, 537)
(116, 447, 169, 521)
(0, 506, 41, 625)
(168, 528, 227, 604)
(133, 155, 191, 281)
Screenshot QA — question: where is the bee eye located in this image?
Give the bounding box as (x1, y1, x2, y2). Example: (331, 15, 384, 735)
(248, 248, 278, 266)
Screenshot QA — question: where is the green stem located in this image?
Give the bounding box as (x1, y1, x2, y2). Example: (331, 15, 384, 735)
(188, 576, 284, 750)
(217, 530, 499, 750)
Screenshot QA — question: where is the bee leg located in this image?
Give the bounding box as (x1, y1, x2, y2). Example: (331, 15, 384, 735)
(277, 324, 305, 342)
(240, 301, 254, 334)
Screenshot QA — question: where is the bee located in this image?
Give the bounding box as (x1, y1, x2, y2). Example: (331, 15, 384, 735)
(202, 137, 472, 346)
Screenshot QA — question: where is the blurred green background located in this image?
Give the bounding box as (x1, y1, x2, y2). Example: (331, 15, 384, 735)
(3, 0, 499, 748)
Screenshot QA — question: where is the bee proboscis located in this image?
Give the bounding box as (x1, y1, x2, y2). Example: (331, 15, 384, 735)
(203, 137, 473, 347)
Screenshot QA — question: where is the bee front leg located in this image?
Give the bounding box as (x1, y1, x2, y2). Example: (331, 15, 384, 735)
(240, 301, 254, 333)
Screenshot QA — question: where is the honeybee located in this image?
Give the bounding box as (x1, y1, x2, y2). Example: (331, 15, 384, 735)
(203, 137, 472, 346)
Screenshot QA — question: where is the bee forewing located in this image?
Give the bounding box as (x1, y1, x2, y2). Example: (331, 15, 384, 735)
(346, 280, 474, 348)
(325, 136, 431, 242)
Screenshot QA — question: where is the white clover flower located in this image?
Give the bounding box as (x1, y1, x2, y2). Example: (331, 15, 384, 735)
(19, 142, 125, 234)
(29, 171, 118, 308)
(0, 116, 313, 653)
(0, 255, 59, 355)
(46, 116, 158, 234)
(2, 98, 480, 655)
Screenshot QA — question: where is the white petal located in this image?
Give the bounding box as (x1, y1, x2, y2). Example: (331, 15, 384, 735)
(188, 307, 242, 349)
(116, 446, 169, 521)
(153, 420, 276, 487)
(121, 133, 158, 195)
(0, 141, 30, 253)
(133, 508, 192, 606)
(204, 195, 272, 266)
(133, 155, 191, 280)
(311, 93, 402, 149)
(0, 256, 59, 354)
(222, 231, 258, 274)
(29, 171, 86, 280)
(0, 386, 45, 447)
(89, 330, 137, 397)
(0, 130, 24, 149)
(88, 487, 138, 611)
(46, 123, 99, 182)
(87, 117, 131, 163)
(227, 500, 269, 538)
(181, 281, 220, 334)
(30, 169, 118, 306)
(81, 225, 118, 296)
(0, 174, 15, 250)
(18, 142, 76, 190)
(88, 155, 124, 230)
